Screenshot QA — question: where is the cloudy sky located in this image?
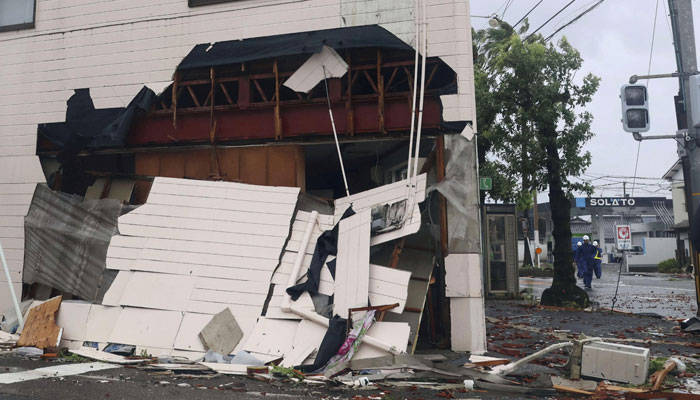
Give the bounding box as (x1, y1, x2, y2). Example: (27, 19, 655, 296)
(470, 0, 698, 199)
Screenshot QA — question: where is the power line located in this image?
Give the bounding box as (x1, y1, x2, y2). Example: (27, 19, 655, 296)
(501, 0, 514, 19)
(514, 0, 544, 27)
(544, 0, 605, 42)
(646, 0, 660, 88)
(524, 0, 577, 41)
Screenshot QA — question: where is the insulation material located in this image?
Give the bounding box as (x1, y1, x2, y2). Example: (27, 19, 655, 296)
(284, 45, 348, 93)
(333, 175, 427, 246)
(334, 210, 371, 318)
(23, 184, 126, 302)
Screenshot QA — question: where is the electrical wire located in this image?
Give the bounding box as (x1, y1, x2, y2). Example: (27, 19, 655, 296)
(501, 0, 514, 19)
(524, 0, 577, 41)
(544, 0, 605, 42)
(646, 0, 660, 88)
(322, 66, 350, 197)
(514, 0, 544, 27)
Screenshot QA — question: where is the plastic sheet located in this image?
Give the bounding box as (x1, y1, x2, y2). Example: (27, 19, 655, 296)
(427, 134, 480, 247)
(23, 184, 132, 302)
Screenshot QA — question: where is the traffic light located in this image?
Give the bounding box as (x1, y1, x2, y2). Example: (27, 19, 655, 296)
(620, 84, 650, 132)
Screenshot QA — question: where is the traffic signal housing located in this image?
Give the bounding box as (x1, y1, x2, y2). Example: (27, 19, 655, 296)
(620, 84, 650, 132)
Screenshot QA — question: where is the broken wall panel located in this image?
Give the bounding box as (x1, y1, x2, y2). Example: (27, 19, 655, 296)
(333, 209, 371, 318)
(333, 174, 427, 246)
(23, 184, 126, 302)
(100, 177, 300, 355)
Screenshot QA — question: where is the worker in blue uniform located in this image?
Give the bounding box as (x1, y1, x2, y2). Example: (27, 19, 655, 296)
(574, 241, 583, 278)
(593, 240, 603, 279)
(578, 235, 597, 289)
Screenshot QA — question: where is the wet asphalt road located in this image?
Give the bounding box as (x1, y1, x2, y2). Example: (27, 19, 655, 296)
(520, 263, 698, 319)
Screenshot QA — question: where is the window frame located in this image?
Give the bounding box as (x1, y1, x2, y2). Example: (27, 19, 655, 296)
(0, 0, 36, 33)
(188, 0, 240, 7)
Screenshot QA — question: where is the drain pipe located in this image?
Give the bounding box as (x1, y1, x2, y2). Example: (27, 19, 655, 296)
(281, 212, 402, 355)
(0, 240, 23, 330)
(404, 0, 421, 203)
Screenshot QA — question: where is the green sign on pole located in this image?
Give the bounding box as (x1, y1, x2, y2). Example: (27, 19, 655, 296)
(479, 177, 492, 191)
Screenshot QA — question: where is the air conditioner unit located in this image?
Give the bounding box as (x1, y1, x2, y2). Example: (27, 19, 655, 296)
(581, 342, 650, 385)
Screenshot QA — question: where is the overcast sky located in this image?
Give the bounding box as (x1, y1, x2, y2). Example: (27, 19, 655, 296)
(470, 0, 699, 199)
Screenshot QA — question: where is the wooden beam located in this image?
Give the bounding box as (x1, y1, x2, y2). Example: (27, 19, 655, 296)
(219, 82, 233, 105)
(362, 69, 378, 93)
(273, 60, 282, 140)
(377, 48, 385, 134)
(187, 85, 201, 107)
(239, 78, 250, 108)
(252, 79, 269, 102)
(172, 71, 179, 128)
(210, 67, 216, 132)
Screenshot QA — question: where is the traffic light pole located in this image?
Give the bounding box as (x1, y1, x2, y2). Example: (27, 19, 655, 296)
(670, 0, 700, 317)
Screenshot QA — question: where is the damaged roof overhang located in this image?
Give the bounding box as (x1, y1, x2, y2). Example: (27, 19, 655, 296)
(176, 26, 412, 71)
(36, 26, 467, 156)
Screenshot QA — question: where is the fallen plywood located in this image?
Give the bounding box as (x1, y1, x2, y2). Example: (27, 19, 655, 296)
(0, 362, 119, 384)
(334, 210, 371, 318)
(198, 308, 243, 355)
(17, 296, 63, 349)
(70, 347, 145, 365)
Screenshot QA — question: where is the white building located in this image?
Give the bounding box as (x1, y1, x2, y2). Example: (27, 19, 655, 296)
(0, 0, 483, 352)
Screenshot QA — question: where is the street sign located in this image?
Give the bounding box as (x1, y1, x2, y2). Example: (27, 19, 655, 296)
(479, 177, 492, 191)
(616, 225, 631, 250)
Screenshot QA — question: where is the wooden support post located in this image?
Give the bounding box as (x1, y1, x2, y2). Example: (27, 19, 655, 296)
(436, 135, 449, 257)
(346, 52, 354, 136)
(274, 60, 282, 140)
(172, 71, 179, 128)
(377, 48, 385, 134)
(239, 78, 250, 108)
(210, 67, 216, 132)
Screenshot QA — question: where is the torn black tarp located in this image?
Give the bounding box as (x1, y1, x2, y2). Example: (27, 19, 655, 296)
(23, 184, 133, 302)
(38, 86, 156, 159)
(286, 206, 355, 301)
(177, 26, 411, 71)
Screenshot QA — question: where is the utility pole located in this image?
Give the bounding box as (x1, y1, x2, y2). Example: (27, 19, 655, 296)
(670, 0, 700, 317)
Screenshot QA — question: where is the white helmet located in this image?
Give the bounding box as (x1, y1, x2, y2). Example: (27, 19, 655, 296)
(577, 241, 582, 246)
(583, 235, 590, 241)
(593, 241, 599, 246)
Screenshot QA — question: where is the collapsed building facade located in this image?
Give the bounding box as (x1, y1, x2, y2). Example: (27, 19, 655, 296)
(0, 0, 484, 360)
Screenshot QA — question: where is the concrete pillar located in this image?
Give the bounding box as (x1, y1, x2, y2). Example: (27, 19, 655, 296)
(442, 134, 486, 354)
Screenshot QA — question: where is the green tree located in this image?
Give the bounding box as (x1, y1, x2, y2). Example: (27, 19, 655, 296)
(474, 21, 600, 307)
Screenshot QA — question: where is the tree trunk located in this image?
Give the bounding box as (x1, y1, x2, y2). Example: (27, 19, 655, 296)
(540, 130, 589, 308)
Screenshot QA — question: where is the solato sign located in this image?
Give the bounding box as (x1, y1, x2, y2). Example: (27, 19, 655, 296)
(574, 197, 667, 208)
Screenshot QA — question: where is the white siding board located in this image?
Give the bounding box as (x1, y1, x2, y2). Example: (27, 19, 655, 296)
(108, 308, 183, 350)
(118, 214, 290, 237)
(84, 305, 122, 343)
(333, 210, 371, 318)
(118, 272, 195, 311)
(117, 223, 287, 249)
(128, 259, 275, 282)
(101, 271, 134, 306)
(129, 204, 293, 226)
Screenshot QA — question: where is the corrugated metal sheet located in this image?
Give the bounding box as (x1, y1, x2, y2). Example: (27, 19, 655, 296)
(23, 184, 128, 302)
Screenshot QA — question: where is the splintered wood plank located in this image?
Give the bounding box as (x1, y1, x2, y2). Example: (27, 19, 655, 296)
(17, 296, 63, 349)
(333, 210, 371, 318)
